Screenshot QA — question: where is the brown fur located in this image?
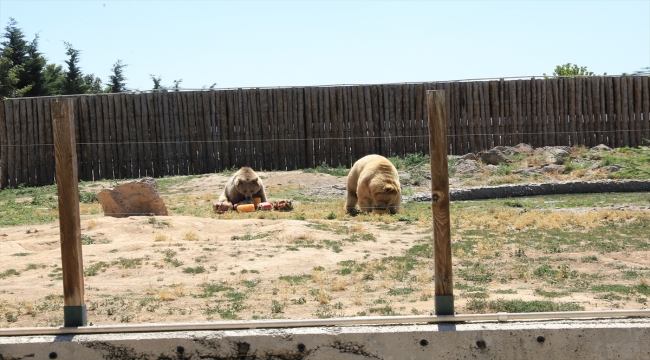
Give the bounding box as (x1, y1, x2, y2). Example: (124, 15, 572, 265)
(345, 154, 401, 215)
(219, 167, 267, 206)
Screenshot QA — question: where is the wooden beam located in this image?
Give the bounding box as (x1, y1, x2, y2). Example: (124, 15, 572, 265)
(426, 90, 454, 315)
(51, 97, 87, 327)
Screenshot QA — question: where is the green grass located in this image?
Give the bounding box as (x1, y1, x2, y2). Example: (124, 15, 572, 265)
(302, 162, 349, 177)
(467, 299, 584, 312)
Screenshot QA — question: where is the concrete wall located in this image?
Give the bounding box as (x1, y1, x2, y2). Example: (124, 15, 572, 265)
(1, 318, 649, 360)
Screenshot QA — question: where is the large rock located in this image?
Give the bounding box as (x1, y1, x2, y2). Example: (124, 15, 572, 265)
(97, 177, 168, 218)
(534, 146, 571, 165)
(480, 149, 509, 165)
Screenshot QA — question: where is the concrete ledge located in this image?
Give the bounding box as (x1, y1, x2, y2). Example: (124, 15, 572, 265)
(1, 318, 649, 359)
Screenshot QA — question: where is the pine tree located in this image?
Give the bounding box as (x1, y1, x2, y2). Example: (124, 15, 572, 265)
(106, 59, 128, 93)
(62, 42, 85, 95)
(23, 33, 47, 96)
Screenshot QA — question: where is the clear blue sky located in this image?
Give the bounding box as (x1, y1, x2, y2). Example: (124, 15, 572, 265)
(2, 0, 648, 91)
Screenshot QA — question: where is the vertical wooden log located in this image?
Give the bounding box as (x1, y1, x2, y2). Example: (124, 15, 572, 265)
(5, 101, 16, 187)
(415, 84, 426, 154)
(620, 76, 630, 147)
(540, 79, 548, 147)
(214, 91, 224, 171)
(370, 85, 381, 154)
(114, 95, 126, 178)
(0, 100, 7, 188)
(137, 94, 150, 177)
(92, 96, 104, 180)
(489, 81, 499, 149)
(285, 88, 295, 170)
(86, 97, 98, 181)
(633, 76, 642, 147)
(642, 76, 650, 142)
(189, 92, 201, 173)
(308, 88, 318, 168)
(627, 76, 636, 147)
(144, 93, 157, 177)
(378, 85, 387, 156)
(171, 91, 183, 174)
(426, 90, 453, 315)
(202, 92, 216, 173)
(18, 100, 28, 184)
(77, 96, 91, 181)
(26, 99, 37, 185)
(126, 94, 138, 177)
(363, 86, 374, 155)
(101, 95, 113, 179)
(556, 79, 564, 146)
(51, 98, 86, 327)
(303, 87, 314, 168)
(479, 81, 489, 151)
(218, 90, 231, 170)
(473, 82, 483, 151)
(269, 89, 279, 169)
(394, 84, 403, 157)
(133, 94, 145, 177)
(574, 77, 582, 146)
(258, 89, 271, 170)
(584, 78, 593, 147)
(499, 79, 507, 147)
(613, 77, 622, 148)
(591, 78, 602, 146)
(335, 87, 345, 167)
(348, 86, 356, 164)
(509, 81, 519, 147)
(35, 99, 47, 185)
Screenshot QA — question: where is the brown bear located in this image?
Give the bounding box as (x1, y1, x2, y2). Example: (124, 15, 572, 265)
(218, 167, 267, 208)
(345, 154, 401, 215)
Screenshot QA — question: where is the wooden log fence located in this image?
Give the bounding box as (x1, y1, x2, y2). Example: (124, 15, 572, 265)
(1, 76, 649, 188)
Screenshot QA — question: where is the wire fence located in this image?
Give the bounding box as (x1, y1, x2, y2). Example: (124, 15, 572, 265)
(1, 76, 649, 188)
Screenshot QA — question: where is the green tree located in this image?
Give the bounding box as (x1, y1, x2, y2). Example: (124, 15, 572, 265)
(0, 47, 28, 99)
(83, 73, 103, 94)
(42, 63, 64, 95)
(150, 74, 166, 92)
(62, 42, 85, 95)
(22, 33, 47, 96)
(544, 63, 606, 77)
(1, 18, 28, 74)
(106, 59, 128, 93)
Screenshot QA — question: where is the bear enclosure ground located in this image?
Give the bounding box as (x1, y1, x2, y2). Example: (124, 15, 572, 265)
(0, 144, 649, 328)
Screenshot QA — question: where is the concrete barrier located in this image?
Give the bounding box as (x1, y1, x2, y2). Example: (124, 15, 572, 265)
(2, 318, 649, 359)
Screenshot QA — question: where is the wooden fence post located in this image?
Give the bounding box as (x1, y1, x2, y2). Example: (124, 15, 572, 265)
(427, 90, 454, 315)
(51, 97, 87, 327)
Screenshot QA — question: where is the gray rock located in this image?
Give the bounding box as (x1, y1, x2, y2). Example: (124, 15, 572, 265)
(454, 159, 482, 175)
(480, 149, 509, 165)
(590, 144, 613, 153)
(461, 153, 479, 161)
(514, 143, 535, 155)
(493, 146, 519, 156)
(98, 177, 168, 218)
(534, 146, 570, 165)
(601, 165, 626, 172)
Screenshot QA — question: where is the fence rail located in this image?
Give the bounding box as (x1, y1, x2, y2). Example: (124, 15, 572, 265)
(1, 76, 649, 188)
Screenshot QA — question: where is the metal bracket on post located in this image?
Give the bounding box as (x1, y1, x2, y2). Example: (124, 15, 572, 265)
(64, 305, 87, 327)
(435, 295, 454, 316)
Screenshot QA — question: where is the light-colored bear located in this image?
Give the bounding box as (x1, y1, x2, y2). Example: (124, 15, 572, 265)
(218, 167, 267, 207)
(345, 154, 401, 215)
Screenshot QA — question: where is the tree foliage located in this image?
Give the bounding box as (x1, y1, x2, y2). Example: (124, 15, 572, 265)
(106, 59, 128, 93)
(62, 42, 85, 95)
(544, 63, 606, 77)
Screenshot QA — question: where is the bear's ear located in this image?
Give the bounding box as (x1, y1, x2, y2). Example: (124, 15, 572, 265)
(235, 179, 240, 186)
(384, 184, 397, 194)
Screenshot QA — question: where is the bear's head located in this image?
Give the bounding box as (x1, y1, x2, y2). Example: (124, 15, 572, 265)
(371, 183, 400, 213)
(235, 168, 262, 201)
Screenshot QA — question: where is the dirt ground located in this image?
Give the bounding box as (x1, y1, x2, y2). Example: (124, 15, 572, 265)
(1, 166, 649, 328)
